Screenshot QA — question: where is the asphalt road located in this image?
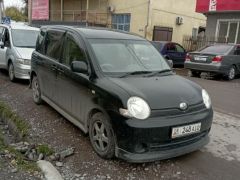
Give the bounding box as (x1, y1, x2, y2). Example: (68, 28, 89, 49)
(175, 69, 240, 117)
(0, 69, 240, 180)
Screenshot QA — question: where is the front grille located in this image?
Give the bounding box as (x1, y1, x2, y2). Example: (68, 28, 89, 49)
(149, 130, 209, 152)
(151, 102, 206, 118)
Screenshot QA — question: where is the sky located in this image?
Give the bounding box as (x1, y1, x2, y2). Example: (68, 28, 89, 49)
(4, 0, 24, 8)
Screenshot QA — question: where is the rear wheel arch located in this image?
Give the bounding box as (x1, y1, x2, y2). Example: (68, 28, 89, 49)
(233, 64, 239, 73)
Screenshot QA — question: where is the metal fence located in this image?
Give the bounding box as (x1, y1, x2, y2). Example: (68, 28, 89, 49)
(182, 35, 227, 52)
(49, 10, 109, 26)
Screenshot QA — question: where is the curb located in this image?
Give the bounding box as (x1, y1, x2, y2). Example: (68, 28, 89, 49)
(37, 160, 64, 180)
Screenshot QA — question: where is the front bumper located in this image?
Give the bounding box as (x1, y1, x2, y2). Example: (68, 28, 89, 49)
(117, 133, 209, 163)
(14, 63, 31, 80)
(110, 104, 213, 163)
(184, 61, 228, 74)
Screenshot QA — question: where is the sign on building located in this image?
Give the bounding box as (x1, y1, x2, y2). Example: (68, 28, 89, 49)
(209, 0, 217, 11)
(32, 0, 49, 20)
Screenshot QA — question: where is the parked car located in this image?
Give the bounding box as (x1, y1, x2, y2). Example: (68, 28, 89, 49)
(185, 44, 240, 80)
(0, 23, 39, 81)
(30, 26, 213, 163)
(151, 41, 187, 66)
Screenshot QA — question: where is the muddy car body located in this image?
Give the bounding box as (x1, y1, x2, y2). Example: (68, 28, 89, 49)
(30, 26, 213, 163)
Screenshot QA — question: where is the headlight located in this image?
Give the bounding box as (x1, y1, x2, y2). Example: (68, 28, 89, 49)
(16, 58, 30, 65)
(202, 89, 211, 109)
(120, 97, 151, 120)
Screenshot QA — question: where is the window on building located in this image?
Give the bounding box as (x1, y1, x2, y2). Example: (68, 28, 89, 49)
(192, 28, 198, 40)
(217, 21, 240, 44)
(112, 14, 131, 32)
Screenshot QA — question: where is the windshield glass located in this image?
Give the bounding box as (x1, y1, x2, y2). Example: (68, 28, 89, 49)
(11, 29, 39, 48)
(89, 39, 170, 75)
(199, 45, 233, 54)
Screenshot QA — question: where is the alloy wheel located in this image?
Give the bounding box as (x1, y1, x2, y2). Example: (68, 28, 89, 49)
(32, 78, 40, 102)
(32, 76, 42, 104)
(92, 121, 109, 152)
(8, 63, 15, 81)
(228, 67, 235, 80)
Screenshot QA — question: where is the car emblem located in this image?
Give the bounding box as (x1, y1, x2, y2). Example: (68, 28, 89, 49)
(179, 102, 188, 111)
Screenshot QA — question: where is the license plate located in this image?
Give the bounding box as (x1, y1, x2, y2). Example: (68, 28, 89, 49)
(171, 123, 201, 139)
(194, 56, 207, 61)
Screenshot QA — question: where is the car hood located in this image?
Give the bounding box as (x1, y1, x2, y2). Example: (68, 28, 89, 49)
(15, 47, 35, 60)
(108, 75, 203, 110)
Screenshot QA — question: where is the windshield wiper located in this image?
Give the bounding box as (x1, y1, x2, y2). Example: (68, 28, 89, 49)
(146, 69, 172, 77)
(119, 71, 153, 78)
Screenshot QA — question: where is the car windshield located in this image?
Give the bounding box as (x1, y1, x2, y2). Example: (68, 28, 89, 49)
(11, 29, 39, 48)
(199, 45, 233, 54)
(89, 39, 170, 76)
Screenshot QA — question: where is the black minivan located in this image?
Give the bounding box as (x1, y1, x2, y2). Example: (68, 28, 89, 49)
(30, 26, 213, 163)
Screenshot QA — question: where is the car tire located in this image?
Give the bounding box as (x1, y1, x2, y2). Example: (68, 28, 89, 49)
(32, 76, 43, 105)
(225, 65, 236, 81)
(188, 70, 201, 77)
(8, 62, 16, 82)
(89, 112, 115, 159)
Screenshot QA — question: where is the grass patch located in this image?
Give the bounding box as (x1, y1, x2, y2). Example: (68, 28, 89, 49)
(37, 144, 54, 156)
(0, 129, 39, 173)
(0, 101, 29, 137)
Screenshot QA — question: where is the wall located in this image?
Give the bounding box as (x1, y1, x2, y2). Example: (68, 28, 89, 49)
(206, 12, 240, 37)
(108, 0, 206, 44)
(150, 0, 206, 44)
(108, 0, 149, 37)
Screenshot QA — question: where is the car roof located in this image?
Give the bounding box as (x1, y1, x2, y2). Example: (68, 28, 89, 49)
(41, 25, 145, 40)
(0, 23, 39, 31)
(11, 24, 39, 31)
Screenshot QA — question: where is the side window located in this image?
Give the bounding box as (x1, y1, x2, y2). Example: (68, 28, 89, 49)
(3, 28, 10, 47)
(176, 44, 185, 53)
(234, 46, 240, 55)
(36, 28, 46, 54)
(62, 34, 87, 66)
(45, 30, 65, 60)
(167, 43, 176, 52)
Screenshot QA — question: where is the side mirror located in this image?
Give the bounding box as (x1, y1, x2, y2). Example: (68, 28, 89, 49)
(71, 61, 88, 74)
(167, 59, 173, 68)
(0, 41, 4, 48)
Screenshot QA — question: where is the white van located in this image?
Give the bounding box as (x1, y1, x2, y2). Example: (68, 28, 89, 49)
(0, 23, 39, 81)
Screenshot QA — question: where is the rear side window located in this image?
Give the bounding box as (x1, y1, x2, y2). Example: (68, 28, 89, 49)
(166, 43, 176, 51)
(199, 45, 233, 54)
(175, 44, 185, 53)
(45, 30, 65, 60)
(62, 33, 87, 66)
(36, 28, 46, 54)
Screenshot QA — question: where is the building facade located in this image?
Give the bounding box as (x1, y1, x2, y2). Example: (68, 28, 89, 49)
(196, 0, 240, 44)
(29, 0, 206, 44)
